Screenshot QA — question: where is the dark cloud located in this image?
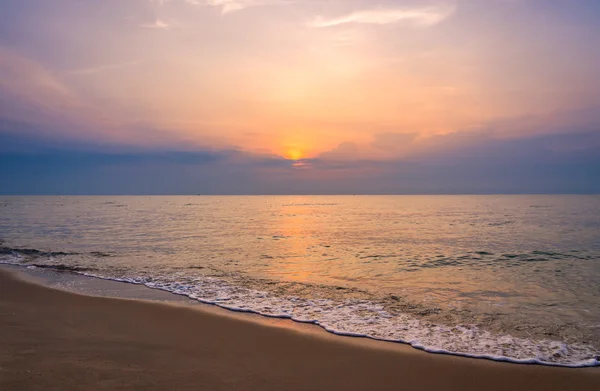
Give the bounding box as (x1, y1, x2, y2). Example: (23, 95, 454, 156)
(416, 129, 600, 165)
(2, 127, 599, 194)
(317, 142, 360, 161)
(370, 133, 418, 155)
(2, 90, 600, 194)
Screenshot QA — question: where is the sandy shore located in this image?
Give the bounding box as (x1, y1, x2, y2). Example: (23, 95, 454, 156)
(1, 269, 599, 391)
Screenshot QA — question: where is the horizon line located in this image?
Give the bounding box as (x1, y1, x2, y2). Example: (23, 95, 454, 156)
(1, 193, 599, 197)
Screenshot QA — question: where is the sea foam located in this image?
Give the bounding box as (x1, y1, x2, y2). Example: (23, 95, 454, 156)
(2, 251, 598, 368)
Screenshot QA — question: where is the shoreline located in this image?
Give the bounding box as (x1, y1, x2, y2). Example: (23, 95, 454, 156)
(2, 262, 600, 368)
(1, 266, 599, 390)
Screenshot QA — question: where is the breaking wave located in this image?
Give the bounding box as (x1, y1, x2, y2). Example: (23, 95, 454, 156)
(1, 246, 598, 368)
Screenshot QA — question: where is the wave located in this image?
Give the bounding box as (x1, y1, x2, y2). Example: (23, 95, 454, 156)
(1, 247, 598, 368)
(0, 246, 78, 257)
(0, 246, 112, 259)
(281, 203, 340, 207)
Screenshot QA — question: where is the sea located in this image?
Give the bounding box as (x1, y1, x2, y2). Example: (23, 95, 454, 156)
(1, 195, 599, 367)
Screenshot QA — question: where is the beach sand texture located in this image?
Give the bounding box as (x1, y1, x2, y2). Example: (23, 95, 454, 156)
(1, 269, 599, 391)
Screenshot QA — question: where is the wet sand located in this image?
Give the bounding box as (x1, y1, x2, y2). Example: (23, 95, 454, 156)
(1, 268, 599, 391)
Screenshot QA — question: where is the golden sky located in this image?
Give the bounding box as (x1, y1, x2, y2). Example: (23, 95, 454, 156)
(1, 0, 600, 163)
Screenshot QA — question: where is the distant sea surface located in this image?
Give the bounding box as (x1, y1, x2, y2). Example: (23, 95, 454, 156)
(1, 195, 599, 366)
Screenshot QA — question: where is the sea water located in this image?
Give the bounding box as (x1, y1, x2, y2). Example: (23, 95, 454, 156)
(1, 195, 599, 366)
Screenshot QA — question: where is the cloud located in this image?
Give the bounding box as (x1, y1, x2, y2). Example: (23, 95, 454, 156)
(67, 61, 141, 76)
(0, 47, 85, 128)
(3, 131, 599, 194)
(205, 0, 255, 14)
(371, 133, 419, 156)
(0, 48, 202, 149)
(0, 47, 72, 99)
(415, 128, 600, 166)
(175, 0, 286, 14)
(140, 18, 170, 29)
(310, 4, 456, 28)
(3, 121, 600, 195)
(318, 142, 361, 161)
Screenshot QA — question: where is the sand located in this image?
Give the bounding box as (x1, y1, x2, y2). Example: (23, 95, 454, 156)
(1, 268, 599, 391)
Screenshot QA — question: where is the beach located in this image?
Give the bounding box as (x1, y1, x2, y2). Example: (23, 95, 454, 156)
(1, 268, 599, 391)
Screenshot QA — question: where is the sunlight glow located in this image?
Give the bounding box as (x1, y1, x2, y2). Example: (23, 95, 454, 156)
(285, 149, 304, 161)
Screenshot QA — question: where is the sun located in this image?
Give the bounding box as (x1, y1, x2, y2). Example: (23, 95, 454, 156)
(285, 149, 303, 161)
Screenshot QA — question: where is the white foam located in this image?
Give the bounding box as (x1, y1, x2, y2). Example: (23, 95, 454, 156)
(71, 274, 600, 367)
(139, 276, 600, 367)
(2, 256, 598, 368)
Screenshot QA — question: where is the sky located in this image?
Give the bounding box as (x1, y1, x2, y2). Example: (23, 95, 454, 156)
(1, 0, 599, 194)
